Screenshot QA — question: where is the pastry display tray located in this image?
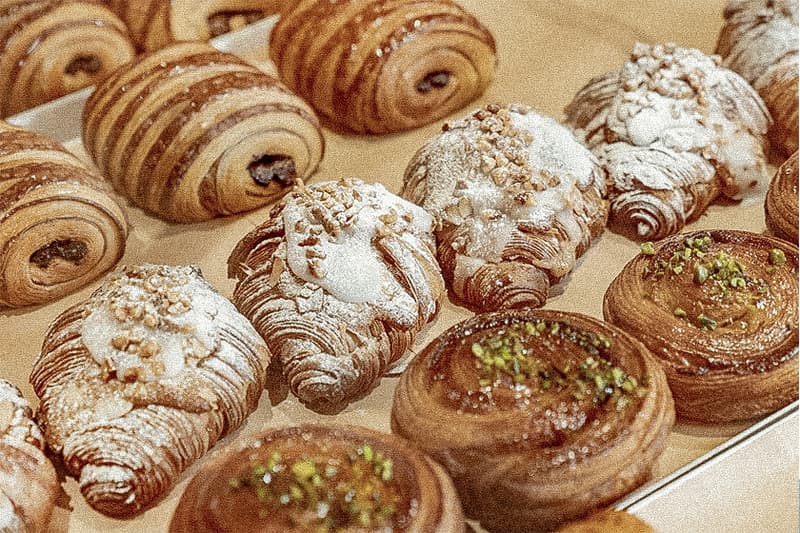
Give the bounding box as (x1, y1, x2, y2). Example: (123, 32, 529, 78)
(3, 3, 796, 531)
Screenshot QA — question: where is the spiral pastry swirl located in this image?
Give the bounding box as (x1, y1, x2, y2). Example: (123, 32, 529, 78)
(82, 42, 324, 223)
(765, 151, 798, 244)
(0, 121, 126, 308)
(269, 0, 496, 134)
(0, 0, 135, 117)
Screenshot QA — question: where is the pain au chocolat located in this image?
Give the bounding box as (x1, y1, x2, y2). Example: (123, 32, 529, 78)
(604, 230, 798, 423)
(765, 151, 798, 244)
(391, 309, 675, 533)
(170, 424, 465, 532)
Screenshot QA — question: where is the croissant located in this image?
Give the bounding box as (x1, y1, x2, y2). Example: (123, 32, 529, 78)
(391, 309, 675, 533)
(555, 510, 653, 533)
(716, 0, 798, 156)
(0, 379, 59, 533)
(29, 264, 271, 517)
(402, 103, 607, 312)
(171, 424, 465, 532)
(0, 0, 135, 117)
(228, 177, 444, 413)
(269, 0, 496, 134)
(0, 120, 127, 308)
(564, 42, 770, 241)
(82, 42, 324, 223)
(603, 230, 798, 423)
(765, 151, 798, 244)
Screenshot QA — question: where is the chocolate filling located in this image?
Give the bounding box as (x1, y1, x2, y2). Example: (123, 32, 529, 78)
(30, 239, 88, 268)
(207, 10, 263, 37)
(248, 154, 296, 187)
(416, 71, 450, 93)
(65, 55, 101, 75)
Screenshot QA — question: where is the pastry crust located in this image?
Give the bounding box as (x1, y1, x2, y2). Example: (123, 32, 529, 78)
(555, 509, 653, 533)
(403, 103, 607, 312)
(765, 151, 799, 244)
(82, 42, 324, 223)
(170, 424, 465, 532)
(29, 264, 271, 517)
(391, 309, 675, 533)
(229, 177, 444, 413)
(604, 230, 798, 423)
(269, 0, 496, 134)
(0, 120, 127, 308)
(565, 42, 770, 241)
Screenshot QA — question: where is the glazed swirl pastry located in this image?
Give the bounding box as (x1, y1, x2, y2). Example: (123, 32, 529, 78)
(0, 121, 126, 308)
(564, 42, 770, 241)
(82, 42, 324, 223)
(765, 151, 798, 244)
(604, 230, 798, 423)
(403, 103, 607, 312)
(391, 309, 675, 533)
(30, 264, 271, 517)
(269, 0, 496, 134)
(0, 0, 135, 117)
(229, 178, 444, 413)
(716, 0, 798, 156)
(171, 425, 465, 532)
(0, 379, 59, 533)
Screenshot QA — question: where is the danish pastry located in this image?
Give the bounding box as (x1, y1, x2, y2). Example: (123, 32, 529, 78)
(269, 0, 496, 134)
(765, 151, 798, 244)
(403, 103, 607, 312)
(30, 264, 271, 517)
(555, 509, 653, 533)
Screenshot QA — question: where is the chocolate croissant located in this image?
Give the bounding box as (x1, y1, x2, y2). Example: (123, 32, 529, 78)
(82, 42, 324, 223)
(564, 42, 770, 241)
(0, 121, 127, 308)
(765, 151, 798, 244)
(716, 0, 798, 156)
(229, 178, 444, 413)
(171, 424, 465, 532)
(269, 0, 496, 134)
(0, 379, 59, 533)
(30, 264, 271, 517)
(402, 103, 607, 312)
(0, 0, 135, 117)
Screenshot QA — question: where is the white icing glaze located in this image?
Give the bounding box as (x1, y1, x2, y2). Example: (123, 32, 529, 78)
(0, 492, 23, 531)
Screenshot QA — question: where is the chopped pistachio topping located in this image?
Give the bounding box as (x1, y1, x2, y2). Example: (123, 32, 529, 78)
(698, 314, 717, 331)
(769, 248, 787, 266)
(640, 242, 656, 255)
(673, 307, 687, 318)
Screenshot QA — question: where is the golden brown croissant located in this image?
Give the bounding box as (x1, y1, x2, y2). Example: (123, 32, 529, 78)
(564, 42, 770, 241)
(604, 230, 798, 423)
(82, 42, 324, 223)
(29, 264, 271, 517)
(0, 0, 135, 117)
(171, 424, 465, 532)
(402, 103, 607, 312)
(765, 151, 798, 244)
(0, 120, 127, 308)
(0, 379, 59, 533)
(391, 309, 675, 533)
(555, 509, 653, 533)
(716, 0, 798, 156)
(269, 0, 496, 134)
(229, 177, 444, 413)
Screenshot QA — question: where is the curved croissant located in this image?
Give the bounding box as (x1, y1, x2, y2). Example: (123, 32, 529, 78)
(30, 264, 271, 517)
(0, 0, 135, 117)
(82, 42, 324, 223)
(0, 121, 127, 308)
(556, 510, 653, 533)
(716, 0, 798, 156)
(765, 151, 798, 245)
(564, 42, 770, 241)
(402, 103, 607, 312)
(269, 0, 496, 134)
(0, 379, 59, 533)
(229, 178, 444, 413)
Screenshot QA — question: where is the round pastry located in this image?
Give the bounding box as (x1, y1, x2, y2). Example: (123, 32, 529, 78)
(603, 230, 798, 423)
(82, 42, 324, 223)
(765, 151, 798, 244)
(0, 0, 135, 117)
(229, 177, 444, 413)
(170, 424, 465, 532)
(30, 264, 271, 517)
(269, 0, 496, 134)
(0, 379, 59, 533)
(555, 509, 653, 533)
(564, 42, 770, 241)
(391, 309, 675, 533)
(402, 103, 607, 312)
(0, 120, 127, 308)
(716, 0, 798, 156)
